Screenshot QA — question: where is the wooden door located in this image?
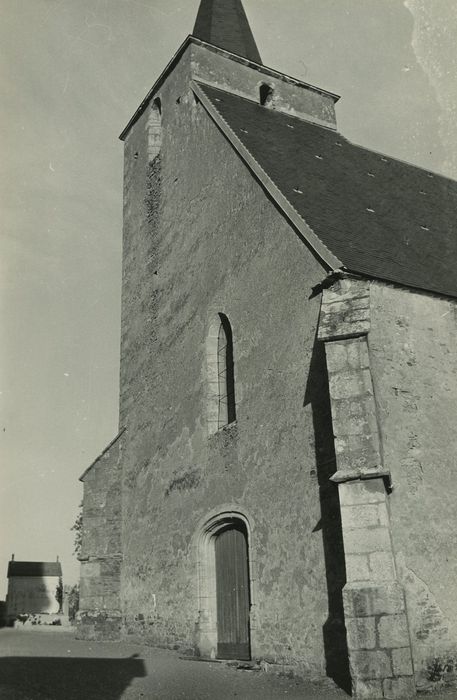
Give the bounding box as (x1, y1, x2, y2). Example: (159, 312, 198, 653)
(215, 523, 251, 660)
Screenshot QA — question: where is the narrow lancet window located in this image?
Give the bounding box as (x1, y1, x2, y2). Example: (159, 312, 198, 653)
(207, 313, 236, 433)
(147, 97, 162, 162)
(217, 315, 236, 427)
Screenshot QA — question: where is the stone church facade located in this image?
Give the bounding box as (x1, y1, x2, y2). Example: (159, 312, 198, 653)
(77, 2, 457, 698)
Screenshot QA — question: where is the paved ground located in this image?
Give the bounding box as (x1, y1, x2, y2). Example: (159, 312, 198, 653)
(0, 629, 455, 700)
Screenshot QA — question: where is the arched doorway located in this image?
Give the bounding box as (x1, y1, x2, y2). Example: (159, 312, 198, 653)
(195, 511, 252, 660)
(215, 521, 250, 659)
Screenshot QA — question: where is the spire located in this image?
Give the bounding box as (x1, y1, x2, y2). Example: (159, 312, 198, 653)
(193, 0, 262, 64)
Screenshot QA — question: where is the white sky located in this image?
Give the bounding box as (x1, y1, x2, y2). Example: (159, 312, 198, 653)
(1, 0, 456, 598)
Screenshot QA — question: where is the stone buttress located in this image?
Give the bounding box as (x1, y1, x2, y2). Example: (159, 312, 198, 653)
(318, 276, 416, 700)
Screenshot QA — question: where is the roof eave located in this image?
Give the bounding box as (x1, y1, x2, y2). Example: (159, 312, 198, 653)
(344, 268, 457, 302)
(79, 427, 126, 482)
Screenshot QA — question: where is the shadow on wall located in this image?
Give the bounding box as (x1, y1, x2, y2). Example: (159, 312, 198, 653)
(304, 337, 351, 696)
(0, 655, 146, 700)
(0, 602, 6, 628)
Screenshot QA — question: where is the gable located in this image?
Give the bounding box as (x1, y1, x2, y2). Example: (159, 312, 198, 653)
(196, 82, 457, 298)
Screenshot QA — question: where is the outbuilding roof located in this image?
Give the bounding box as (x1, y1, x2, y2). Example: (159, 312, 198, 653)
(7, 561, 62, 578)
(197, 82, 457, 298)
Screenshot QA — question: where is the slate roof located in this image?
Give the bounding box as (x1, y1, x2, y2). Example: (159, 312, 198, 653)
(193, 0, 262, 64)
(198, 82, 457, 298)
(7, 561, 62, 578)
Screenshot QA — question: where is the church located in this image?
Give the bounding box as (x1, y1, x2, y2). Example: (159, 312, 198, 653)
(77, 2, 457, 698)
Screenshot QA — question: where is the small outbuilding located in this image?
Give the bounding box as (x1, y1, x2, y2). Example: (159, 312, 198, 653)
(6, 556, 62, 621)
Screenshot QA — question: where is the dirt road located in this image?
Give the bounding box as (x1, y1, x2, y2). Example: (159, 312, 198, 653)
(0, 629, 455, 700)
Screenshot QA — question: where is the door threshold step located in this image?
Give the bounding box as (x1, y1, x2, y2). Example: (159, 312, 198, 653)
(225, 660, 260, 671)
(179, 656, 223, 663)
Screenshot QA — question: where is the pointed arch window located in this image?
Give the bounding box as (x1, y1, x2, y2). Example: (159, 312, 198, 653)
(207, 314, 236, 433)
(217, 315, 236, 427)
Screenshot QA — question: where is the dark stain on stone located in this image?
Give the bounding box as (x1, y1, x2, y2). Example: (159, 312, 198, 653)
(166, 468, 202, 496)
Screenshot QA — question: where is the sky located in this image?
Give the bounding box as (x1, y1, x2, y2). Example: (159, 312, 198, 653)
(1, 0, 456, 599)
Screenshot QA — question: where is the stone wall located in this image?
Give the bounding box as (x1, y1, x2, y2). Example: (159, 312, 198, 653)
(77, 433, 123, 641)
(369, 282, 457, 691)
(117, 48, 348, 682)
(319, 277, 457, 696)
(189, 43, 337, 127)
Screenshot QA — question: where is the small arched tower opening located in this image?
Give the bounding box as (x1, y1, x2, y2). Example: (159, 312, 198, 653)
(147, 97, 162, 162)
(259, 82, 274, 107)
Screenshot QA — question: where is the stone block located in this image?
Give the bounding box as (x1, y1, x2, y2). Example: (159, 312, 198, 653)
(352, 678, 383, 699)
(100, 558, 122, 577)
(343, 526, 391, 555)
(334, 416, 368, 437)
(325, 342, 350, 373)
(350, 649, 392, 679)
(81, 561, 100, 578)
(341, 504, 383, 529)
(345, 308, 370, 324)
(335, 437, 348, 454)
(338, 480, 386, 506)
(101, 594, 122, 609)
(333, 448, 384, 478)
(332, 397, 366, 423)
(346, 554, 371, 581)
(347, 338, 370, 370)
(344, 582, 405, 618)
(391, 647, 413, 676)
(361, 367, 375, 393)
(369, 552, 395, 581)
(378, 614, 410, 649)
(322, 278, 370, 304)
(76, 609, 121, 641)
(319, 306, 371, 340)
(346, 616, 376, 650)
(382, 676, 416, 699)
(348, 434, 374, 452)
(329, 372, 364, 400)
